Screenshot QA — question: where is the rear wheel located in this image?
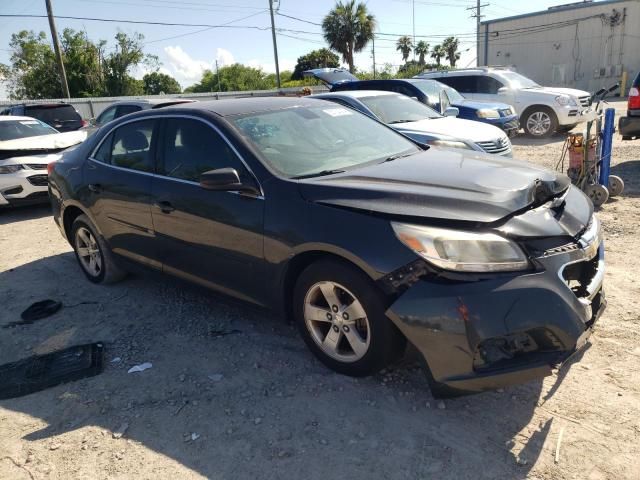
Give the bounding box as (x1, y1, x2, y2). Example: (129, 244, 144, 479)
(523, 107, 558, 137)
(293, 259, 406, 376)
(71, 214, 125, 284)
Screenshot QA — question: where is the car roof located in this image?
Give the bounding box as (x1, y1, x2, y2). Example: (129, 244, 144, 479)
(164, 96, 327, 117)
(312, 90, 399, 99)
(111, 98, 195, 107)
(0, 115, 40, 122)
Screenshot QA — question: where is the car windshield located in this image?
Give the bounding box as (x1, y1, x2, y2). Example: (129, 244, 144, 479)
(0, 119, 58, 141)
(409, 79, 465, 103)
(496, 72, 540, 89)
(230, 104, 419, 178)
(359, 95, 441, 124)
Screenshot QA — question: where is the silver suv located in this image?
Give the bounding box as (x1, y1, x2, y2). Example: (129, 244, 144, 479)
(417, 68, 595, 137)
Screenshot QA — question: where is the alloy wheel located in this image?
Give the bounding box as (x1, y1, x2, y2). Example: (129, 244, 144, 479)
(75, 226, 102, 277)
(526, 111, 552, 136)
(303, 281, 371, 363)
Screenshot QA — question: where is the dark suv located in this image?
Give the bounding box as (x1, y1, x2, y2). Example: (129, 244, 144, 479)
(0, 103, 84, 132)
(619, 71, 640, 140)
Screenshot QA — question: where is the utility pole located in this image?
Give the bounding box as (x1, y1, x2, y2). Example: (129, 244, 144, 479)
(412, 0, 416, 60)
(372, 35, 376, 79)
(268, 0, 281, 88)
(45, 0, 70, 98)
(467, 1, 489, 66)
(215, 60, 221, 92)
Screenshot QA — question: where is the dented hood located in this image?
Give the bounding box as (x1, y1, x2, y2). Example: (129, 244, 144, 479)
(298, 148, 570, 224)
(0, 130, 87, 151)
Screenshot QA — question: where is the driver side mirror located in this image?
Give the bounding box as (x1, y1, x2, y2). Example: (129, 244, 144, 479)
(444, 107, 459, 117)
(199, 168, 259, 195)
(497, 87, 509, 95)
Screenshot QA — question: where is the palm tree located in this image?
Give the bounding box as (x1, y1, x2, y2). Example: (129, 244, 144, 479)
(322, 1, 376, 73)
(396, 36, 413, 63)
(414, 40, 429, 65)
(430, 44, 445, 67)
(442, 36, 460, 67)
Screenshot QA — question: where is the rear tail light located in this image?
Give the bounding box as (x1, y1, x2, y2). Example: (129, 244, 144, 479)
(629, 87, 640, 110)
(47, 161, 56, 175)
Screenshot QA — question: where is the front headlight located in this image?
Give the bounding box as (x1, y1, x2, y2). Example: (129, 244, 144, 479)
(428, 139, 473, 150)
(555, 95, 577, 107)
(0, 164, 24, 174)
(391, 222, 530, 272)
(477, 109, 500, 119)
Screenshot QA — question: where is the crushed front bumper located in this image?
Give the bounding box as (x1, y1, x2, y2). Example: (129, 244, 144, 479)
(386, 232, 605, 396)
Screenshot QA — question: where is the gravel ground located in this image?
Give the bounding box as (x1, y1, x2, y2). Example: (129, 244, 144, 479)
(0, 99, 638, 480)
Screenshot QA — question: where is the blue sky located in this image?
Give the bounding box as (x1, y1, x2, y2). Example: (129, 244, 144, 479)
(0, 0, 566, 97)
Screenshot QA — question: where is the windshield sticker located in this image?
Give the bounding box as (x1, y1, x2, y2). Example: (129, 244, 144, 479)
(323, 108, 353, 117)
(19, 120, 40, 125)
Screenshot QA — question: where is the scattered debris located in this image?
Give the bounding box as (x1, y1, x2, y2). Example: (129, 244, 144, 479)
(112, 422, 129, 439)
(49, 443, 61, 451)
(208, 373, 224, 382)
(516, 456, 528, 466)
(555, 426, 566, 464)
(190, 433, 200, 441)
(0, 343, 104, 400)
(173, 400, 188, 416)
(127, 362, 152, 374)
(437, 400, 446, 410)
(208, 329, 242, 338)
(3, 299, 63, 328)
(110, 357, 121, 364)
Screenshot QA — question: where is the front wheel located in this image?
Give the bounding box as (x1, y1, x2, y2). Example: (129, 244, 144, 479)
(523, 107, 558, 137)
(293, 259, 406, 377)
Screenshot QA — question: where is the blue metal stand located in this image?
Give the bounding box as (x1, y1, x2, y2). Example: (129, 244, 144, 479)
(599, 108, 615, 186)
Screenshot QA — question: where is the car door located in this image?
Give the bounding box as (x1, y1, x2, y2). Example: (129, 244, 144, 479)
(84, 118, 160, 269)
(150, 116, 266, 304)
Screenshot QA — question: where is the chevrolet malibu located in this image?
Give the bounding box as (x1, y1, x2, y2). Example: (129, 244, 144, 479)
(49, 98, 605, 396)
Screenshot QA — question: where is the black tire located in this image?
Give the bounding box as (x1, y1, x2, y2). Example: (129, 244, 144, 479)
(522, 106, 558, 138)
(293, 259, 406, 377)
(71, 214, 126, 284)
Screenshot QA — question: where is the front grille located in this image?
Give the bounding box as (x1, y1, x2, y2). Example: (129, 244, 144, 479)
(477, 137, 512, 155)
(544, 242, 580, 256)
(25, 163, 48, 170)
(578, 96, 591, 108)
(27, 174, 48, 186)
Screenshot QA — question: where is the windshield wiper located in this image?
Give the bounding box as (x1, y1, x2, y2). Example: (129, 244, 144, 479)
(382, 152, 415, 163)
(388, 119, 420, 124)
(291, 169, 346, 179)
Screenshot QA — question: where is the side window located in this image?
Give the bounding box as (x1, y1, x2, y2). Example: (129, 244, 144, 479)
(160, 118, 248, 183)
(477, 76, 504, 94)
(440, 76, 477, 94)
(97, 106, 116, 125)
(110, 120, 156, 172)
(93, 132, 114, 163)
(115, 104, 142, 119)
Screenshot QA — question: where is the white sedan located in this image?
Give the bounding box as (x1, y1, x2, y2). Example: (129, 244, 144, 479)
(0, 116, 86, 207)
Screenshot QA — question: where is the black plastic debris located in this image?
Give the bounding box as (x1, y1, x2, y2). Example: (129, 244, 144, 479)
(208, 328, 242, 338)
(0, 343, 104, 400)
(3, 299, 63, 328)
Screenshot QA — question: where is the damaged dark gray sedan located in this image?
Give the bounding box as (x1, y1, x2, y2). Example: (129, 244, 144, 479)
(48, 97, 605, 396)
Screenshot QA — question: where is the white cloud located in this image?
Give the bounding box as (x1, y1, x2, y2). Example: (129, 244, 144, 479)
(216, 48, 235, 67)
(164, 45, 213, 82)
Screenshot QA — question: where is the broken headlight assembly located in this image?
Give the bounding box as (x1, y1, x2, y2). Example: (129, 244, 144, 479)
(391, 222, 530, 273)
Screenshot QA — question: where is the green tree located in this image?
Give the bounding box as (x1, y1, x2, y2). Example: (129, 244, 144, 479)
(396, 35, 413, 63)
(414, 40, 429, 66)
(142, 71, 181, 94)
(186, 64, 273, 93)
(442, 36, 460, 67)
(430, 44, 445, 68)
(103, 32, 155, 96)
(396, 60, 425, 78)
(61, 28, 106, 97)
(0, 30, 61, 99)
(291, 48, 340, 80)
(322, 1, 375, 73)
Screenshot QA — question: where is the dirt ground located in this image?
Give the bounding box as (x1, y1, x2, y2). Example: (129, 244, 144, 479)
(1, 99, 638, 480)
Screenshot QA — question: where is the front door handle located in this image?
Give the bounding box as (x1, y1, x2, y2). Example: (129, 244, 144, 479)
(88, 183, 102, 193)
(155, 200, 175, 214)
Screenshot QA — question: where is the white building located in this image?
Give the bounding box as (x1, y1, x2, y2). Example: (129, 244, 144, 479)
(479, 0, 640, 93)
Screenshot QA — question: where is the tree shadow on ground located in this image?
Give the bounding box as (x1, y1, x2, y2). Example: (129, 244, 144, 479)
(0, 253, 558, 480)
(610, 160, 640, 198)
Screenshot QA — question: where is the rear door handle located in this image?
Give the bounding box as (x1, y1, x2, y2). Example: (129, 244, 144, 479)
(155, 200, 175, 214)
(88, 183, 102, 193)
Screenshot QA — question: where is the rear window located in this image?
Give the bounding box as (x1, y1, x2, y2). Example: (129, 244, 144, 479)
(633, 72, 640, 88)
(25, 105, 81, 124)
